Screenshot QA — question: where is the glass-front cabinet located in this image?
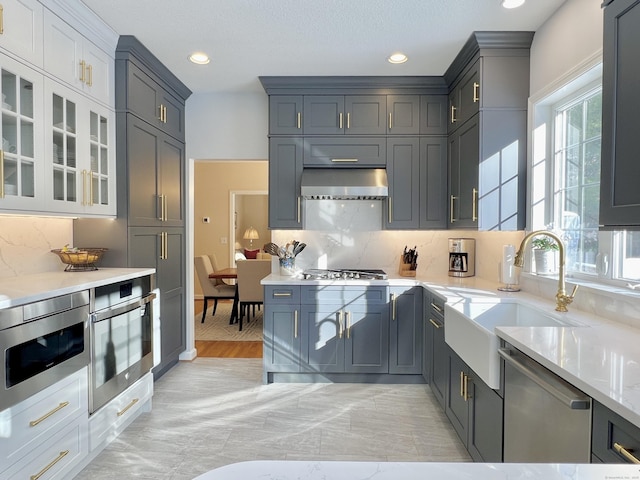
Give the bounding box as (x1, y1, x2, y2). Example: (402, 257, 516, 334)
(0, 54, 44, 211)
(45, 80, 115, 216)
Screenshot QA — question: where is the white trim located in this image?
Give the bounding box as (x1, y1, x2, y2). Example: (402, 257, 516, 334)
(179, 155, 196, 361)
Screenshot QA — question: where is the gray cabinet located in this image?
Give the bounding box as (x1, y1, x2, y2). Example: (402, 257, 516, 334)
(385, 138, 420, 229)
(592, 400, 640, 464)
(445, 32, 532, 231)
(419, 137, 448, 229)
(425, 293, 446, 408)
(387, 95, 420, 135)
(269, 95, 303, 135)
(420, 95, 448, 135)
(445, 349, 503, 462)
(599, 0, 640, 228)
(303, 137, 386, 167)
(300, 286, 389, 374)
(74, 36, 191, 379)
(263, 286, 302, 377)
(303, 95, 386, 135)
(389, 286, 423, 375)
(268, 137, 303, 229)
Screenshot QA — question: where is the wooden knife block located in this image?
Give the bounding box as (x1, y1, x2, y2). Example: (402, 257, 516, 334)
(398, 255, 416, 277)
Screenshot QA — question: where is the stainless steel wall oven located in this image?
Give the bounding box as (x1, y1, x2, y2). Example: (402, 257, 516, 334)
(90, 275, 155, 414)
(0, 291, 90, 412)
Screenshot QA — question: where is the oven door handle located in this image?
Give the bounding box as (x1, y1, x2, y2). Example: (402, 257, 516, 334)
(91, 293, 156, 323)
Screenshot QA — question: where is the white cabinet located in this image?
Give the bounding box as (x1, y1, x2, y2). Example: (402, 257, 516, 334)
(43, 9, 111, 105)
(0, 367, 88, 478)
(0, 0, 44, 66)
(89, 372, 153, 451)
(44, 80, 116, 216)
(0, 51, 45, 211)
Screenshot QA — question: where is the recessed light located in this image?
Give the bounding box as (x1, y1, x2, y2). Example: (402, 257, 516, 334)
(502, 0, 525, 8)
(189, 52, 210, 65)
(387, 53, 408, 64)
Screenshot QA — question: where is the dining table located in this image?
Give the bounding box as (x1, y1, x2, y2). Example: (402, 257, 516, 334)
(208, 267, 239, 325)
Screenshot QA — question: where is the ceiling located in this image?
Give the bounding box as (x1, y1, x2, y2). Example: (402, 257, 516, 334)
(80, 0, 566, 95)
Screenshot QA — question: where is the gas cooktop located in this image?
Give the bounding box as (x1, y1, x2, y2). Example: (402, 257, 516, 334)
(301, 269, 388, 280)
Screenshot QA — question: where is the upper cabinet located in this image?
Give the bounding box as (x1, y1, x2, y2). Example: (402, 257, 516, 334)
(444, 32, 533, 231)
(0, 0, 43, 66)
(599, 0, 640, 228)
(43, 9, 111, 106)
(303, 95, 386, 135)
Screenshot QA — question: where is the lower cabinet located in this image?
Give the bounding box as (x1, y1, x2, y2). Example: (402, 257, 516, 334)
(592, 400, 640, 464)
(0, 367, 89, 479)
(264, 286, 302, 375)
(426, 293, 447, 409)
(445, 348, 503, 462)
(389, 286, 423, 374)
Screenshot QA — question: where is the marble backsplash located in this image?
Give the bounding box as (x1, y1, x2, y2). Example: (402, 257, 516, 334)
(0, 217, 73, 278)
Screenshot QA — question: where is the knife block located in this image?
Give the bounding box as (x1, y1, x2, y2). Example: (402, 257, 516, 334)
(398, 255, 416, 277)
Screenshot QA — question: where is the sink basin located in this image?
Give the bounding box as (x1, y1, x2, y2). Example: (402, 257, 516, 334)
(445, 300, 584, 389)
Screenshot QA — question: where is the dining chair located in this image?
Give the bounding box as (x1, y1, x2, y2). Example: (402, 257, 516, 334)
(236, 259, 271, 331)
(194, 255, 236, 323)
(208, 254, 232, 286)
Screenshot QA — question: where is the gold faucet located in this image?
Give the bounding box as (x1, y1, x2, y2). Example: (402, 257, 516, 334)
(514, 230, 579, 312)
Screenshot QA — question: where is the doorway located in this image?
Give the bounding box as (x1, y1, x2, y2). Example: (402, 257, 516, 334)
(230, 190, 269, 265)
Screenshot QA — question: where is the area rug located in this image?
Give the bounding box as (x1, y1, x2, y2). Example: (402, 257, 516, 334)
(194, 301, 263, 341)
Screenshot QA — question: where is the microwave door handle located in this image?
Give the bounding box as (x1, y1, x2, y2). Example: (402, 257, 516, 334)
(91, 293, 156, 323)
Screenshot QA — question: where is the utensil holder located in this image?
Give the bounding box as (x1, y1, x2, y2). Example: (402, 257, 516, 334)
(398, 255, 416, 277)
(279, 257, 296, 276)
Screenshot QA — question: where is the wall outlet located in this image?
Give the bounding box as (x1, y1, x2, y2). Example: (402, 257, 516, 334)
(202, 217, 210, 223)
(220, 236, 228, 244)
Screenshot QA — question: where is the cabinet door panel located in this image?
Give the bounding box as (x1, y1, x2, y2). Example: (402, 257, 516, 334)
(419, 137, 447, 229)
(344, 304, 388, 373)
(386, 138, 419, 229)
(303, 95, 344, 134)
(160, 90, 185, 140)
(269, 95, 303, 135)
(127, 117, 160, 225)
(0, 0, 43, 66)
(389, 287, 422, 374)
(345, 95, 386, 135)
(467, 373, 503, 462)
(159, 135, 185, 226)
(420, 95, 447, 135)
(126, 62, 161, 127)
(430, 312, 446, 409)
(269, 138, 303, 229)
(303, 137, 386, 167)
(445, 349, 469, 443)
(264, 305, 301, 372)
(301, 306, 344, 373)
(387, 95, 420, 134)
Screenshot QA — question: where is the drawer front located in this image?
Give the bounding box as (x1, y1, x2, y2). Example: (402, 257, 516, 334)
(89, 372, 153, 451)
(592, 400, 640, 463)
(0, 367, 88, 471)
(2, 417, 87, 480)
(264, 285, 301, 305)
(303, 137, 386, 167)
(301, 286, 388, 305)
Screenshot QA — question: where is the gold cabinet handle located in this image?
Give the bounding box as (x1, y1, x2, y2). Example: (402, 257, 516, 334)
(388, 112, 392, 130)
(460, 371, 465, 397)
(117, 397, 139, 417)
(86, 64, 93, 86)
(330, 158, 358, 163)
(346, 112, 350, 129)
(79, 60, 86, 83)
(81, 169, 87, 205)
(429, 318, 442, 329)
(430, 302, 443, 314)
(294, 310, 298, 339)
(296, 112, 301, 129)
(30, 450, 69, 480)
(339, 112, 343, 129)
(346, 311, 351, 339)
(163, 105, 167, 123)
(388, 196, 392, 223)
(273, 292, 292, 297)
(337, 311, 343, 339)
(450, 105, 457, 123)
(160, 232, 167, 260)
(472, 187, 478, 222)
(473, 82, 480, 103)
(158, 104, 163, 122)
(0, 5, 4, 35)
(163, 193, 168, 221)
(450, 195, 457, 223)
(613, 442, 640, 464)
(391, 293, 397, 321)
(88, 170, 94, 206)
(463, 374, 471, 401)
(157, 194, 164, 221)
(297, 196, 301, 223)
(29, 401, 70, 427)
(0, 150, 4, 198)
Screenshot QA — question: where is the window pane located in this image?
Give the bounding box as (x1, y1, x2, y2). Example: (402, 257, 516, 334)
(585, 93, 602, 140)
(566, 103, 583, 148)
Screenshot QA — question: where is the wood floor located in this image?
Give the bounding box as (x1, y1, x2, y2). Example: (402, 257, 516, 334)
(194, 299, 262, 358)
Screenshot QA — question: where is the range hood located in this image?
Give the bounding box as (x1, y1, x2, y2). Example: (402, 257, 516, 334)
(300, 168, 388, 200)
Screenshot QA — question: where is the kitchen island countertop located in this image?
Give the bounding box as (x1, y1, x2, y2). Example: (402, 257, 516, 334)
(0, 268, 156, 308)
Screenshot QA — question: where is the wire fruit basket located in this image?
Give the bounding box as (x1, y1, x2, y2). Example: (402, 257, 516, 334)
(51, 248, 108, 272)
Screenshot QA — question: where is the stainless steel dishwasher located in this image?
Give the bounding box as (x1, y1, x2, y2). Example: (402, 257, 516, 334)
(499, 346, 592, 463)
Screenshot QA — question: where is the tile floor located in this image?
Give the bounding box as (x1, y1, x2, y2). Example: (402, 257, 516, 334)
(75, 358, 470, 480)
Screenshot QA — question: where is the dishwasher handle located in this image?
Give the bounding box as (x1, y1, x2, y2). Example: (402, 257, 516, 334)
(498, 348, 590, 410)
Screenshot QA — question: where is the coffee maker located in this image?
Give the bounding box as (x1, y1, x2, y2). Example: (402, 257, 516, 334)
(448, 238, 475, 277)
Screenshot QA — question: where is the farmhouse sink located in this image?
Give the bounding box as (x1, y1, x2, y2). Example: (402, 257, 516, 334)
(445, 299, 586, 389)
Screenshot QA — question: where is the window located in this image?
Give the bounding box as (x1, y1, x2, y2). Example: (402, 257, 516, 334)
(552, 89, 602, 275)
(531, 61, 640, 286)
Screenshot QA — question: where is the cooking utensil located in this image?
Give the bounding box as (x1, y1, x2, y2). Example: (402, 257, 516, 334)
(263, 242, 280, 256)
(293, 242, 306, 256)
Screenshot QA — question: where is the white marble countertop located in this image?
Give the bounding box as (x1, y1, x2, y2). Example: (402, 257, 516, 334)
(262, 272, 640, 429)
(193, 460, 640, 480)
(0, 268, 156, 308)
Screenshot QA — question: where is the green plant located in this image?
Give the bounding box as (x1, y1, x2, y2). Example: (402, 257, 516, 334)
(532, 237, 559, 251)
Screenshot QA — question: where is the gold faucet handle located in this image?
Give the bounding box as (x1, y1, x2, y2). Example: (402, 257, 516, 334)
(555, 285, 579, 312)
(569, 284, 579, 298)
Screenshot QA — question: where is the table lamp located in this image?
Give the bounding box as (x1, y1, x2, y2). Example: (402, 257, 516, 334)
(243, 227, 259, 248)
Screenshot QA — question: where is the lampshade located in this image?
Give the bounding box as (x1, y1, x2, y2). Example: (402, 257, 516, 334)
(243, 227, 259, 240)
